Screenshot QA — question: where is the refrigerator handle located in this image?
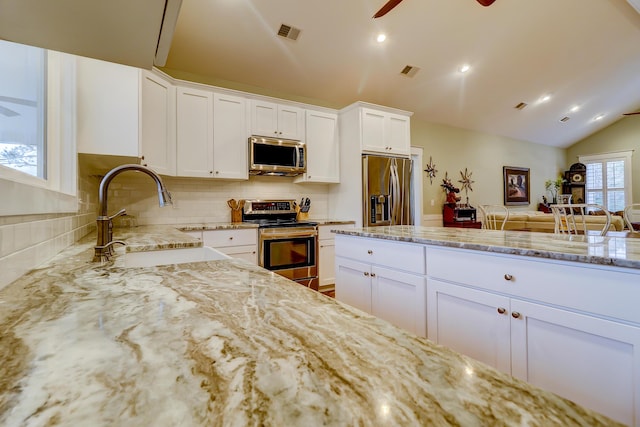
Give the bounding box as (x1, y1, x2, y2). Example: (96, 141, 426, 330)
(390, 160, 399, 224)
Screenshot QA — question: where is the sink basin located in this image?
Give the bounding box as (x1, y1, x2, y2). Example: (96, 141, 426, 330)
(123, 246, 230, 268)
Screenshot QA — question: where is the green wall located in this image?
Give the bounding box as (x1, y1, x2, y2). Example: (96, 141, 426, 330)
(566, 117, 640, 203)
(410, 120, 567, 215)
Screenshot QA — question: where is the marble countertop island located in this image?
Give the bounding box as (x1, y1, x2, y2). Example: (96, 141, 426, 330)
(0, 226, 621, 426)
(335, 225, 640, 270)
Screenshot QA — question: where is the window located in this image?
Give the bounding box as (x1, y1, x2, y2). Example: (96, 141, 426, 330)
(580, 151, 632, 212)
(0, 40, 47, 178)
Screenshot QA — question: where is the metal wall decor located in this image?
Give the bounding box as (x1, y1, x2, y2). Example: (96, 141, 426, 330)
(424, 156, 438, 184)
(458, 168, 474, 194)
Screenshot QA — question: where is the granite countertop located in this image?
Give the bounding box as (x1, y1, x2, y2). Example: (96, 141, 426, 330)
(0, 227, 620, 426)
(335, 225, 640, 270)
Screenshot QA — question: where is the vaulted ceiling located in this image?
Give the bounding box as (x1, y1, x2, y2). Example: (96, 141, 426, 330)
(163, 0, 640, 148)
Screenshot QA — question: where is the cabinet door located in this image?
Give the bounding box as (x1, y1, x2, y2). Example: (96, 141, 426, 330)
(387, 113, 410, 156)
(361, 108, 387, 153)
(372, 266, 426, 337)
(176, 87, 214, 177)
(251, 100, 278, 137)
(76, 57, 140, 156)
(510, 299, 640, 426)
(140, 72, 176, 176)
(212, 93, 248, 179)
(427, 279, 511, 373)
(318, 239, 335, 288)
(335, 257, 372, 313)
(277, 104, 304, 140)
(296, 110, 339, 183)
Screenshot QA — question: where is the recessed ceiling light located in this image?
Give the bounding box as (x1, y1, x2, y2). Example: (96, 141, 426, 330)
(593, 114, 605, 121)
(570, 105, 580, 113)
(376, 34, 386, 43)
(458, 64, 471, 73)
(539, 94, 551, 103)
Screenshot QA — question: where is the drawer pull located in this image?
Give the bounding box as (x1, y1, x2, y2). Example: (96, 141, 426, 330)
(364, 272, 370, 276)
(367, 249, 373, 255)
(511, 311, 521, 319)
(497, 307, 506, 314)
(504, 274, 514, 281)
(371, 273, 376, 277)
(229, 237, 233, 240)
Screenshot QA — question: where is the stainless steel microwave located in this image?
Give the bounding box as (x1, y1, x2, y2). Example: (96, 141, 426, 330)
(248, 136, 306, 176)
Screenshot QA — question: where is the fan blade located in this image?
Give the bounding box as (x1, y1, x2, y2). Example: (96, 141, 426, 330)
(373, 0, 403, 18)
(623, 112, 640, 116)
(477, 0, 496, 6)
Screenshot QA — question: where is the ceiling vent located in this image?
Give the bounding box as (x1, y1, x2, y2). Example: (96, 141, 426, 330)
(278, 24, 301, 41)
(400, 65, 420, 77)
(514, 102, 528, 110)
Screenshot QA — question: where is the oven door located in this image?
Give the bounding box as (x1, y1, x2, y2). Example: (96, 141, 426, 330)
(259, 226, 318, 286)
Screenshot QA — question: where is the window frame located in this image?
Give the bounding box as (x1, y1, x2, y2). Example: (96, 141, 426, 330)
(0, 49, 77, 216)
(579, 150, 633, 211)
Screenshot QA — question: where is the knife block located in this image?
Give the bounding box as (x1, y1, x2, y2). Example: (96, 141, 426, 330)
(295, 205, 309, 221)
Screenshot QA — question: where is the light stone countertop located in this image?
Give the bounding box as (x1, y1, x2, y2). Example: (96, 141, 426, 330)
(0, 226, 621, 426)
(335, 225, 640, 270)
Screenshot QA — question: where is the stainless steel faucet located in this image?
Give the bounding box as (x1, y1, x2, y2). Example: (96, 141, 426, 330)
(93, 164, 173, 262)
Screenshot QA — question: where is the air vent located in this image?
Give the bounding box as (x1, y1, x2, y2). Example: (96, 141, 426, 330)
(514, 102, 528, 110)
(277, 24, 301, 41)
(560, 116, 570, 122)
(400, 65, 420, 77)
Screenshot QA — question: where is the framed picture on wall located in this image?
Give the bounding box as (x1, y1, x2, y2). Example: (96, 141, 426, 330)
(503, 166, 530, 205)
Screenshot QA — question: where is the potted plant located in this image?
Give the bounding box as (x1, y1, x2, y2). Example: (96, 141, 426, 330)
(544, 177, 565, 204)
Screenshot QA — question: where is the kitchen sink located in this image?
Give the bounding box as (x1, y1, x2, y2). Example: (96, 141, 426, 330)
(123, 246, 230, 268)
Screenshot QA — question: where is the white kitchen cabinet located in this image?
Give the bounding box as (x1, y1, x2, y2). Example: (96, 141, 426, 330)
(212, 93, 249, 179)
(426, 246, 640, 426)
(76, 57, 140, 157)
(251, 100, 304, 140)
(140, 71, 176, 176)
(202, 229, 257, 264)
(176, 86, 214, 177)
(361, 107, 410, 156)
(317, 224, 354, 289)
(335, 234, 426, 337)
(176, 89, 248, 179)
(294, 110, 339, 184)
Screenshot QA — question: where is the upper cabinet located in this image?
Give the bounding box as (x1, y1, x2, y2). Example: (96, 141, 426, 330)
(140, 71, 176, 176)
(294, 110, 339, 184)
(251, 100, 305, 140)
(175, 88, 249, 179)
(360, 106, 411, 157)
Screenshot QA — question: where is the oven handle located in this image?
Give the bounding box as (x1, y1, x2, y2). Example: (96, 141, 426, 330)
(260, 229, 317, 239)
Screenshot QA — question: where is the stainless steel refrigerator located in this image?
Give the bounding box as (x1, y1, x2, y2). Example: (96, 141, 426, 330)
(362, 154, 413, 226)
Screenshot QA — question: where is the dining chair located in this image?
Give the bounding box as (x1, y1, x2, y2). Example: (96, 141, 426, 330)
(550, 203, 611, 236)
(623, 203, 640, 233)
(478, 205, 510, 230)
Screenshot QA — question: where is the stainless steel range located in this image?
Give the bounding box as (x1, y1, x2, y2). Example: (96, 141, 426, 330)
(242, 199, 319, 291)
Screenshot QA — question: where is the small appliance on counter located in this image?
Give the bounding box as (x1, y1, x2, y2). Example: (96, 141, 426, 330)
(242, 199, 319, 290)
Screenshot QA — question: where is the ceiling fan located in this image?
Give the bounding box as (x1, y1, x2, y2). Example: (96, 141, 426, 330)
(373, 0, 496, 18)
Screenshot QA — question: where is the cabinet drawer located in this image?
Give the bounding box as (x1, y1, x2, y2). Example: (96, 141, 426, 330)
(426, 247, 640, 324)
(318, 224, 354, 240)
(335, 235, 425, 274)
(202, 229, 257, 248)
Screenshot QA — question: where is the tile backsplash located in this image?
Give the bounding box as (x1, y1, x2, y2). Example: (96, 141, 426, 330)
(104, 174, 332, 225)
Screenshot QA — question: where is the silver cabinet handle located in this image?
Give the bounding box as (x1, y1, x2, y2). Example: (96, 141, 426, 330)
(364, 272, 370, 276)
(504, 274, 514, 281)
(511, 311, 521, 319)
(371, 273, 376, 277)
(367, 249, 373, 255)
(497, 307, 506, 314)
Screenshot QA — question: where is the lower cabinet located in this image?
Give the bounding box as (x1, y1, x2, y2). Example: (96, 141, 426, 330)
(335, 235, 426, 337)
(201, 229, 258, 264)
(318, 224, 354, 289)
(427, 248, 640, 427)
